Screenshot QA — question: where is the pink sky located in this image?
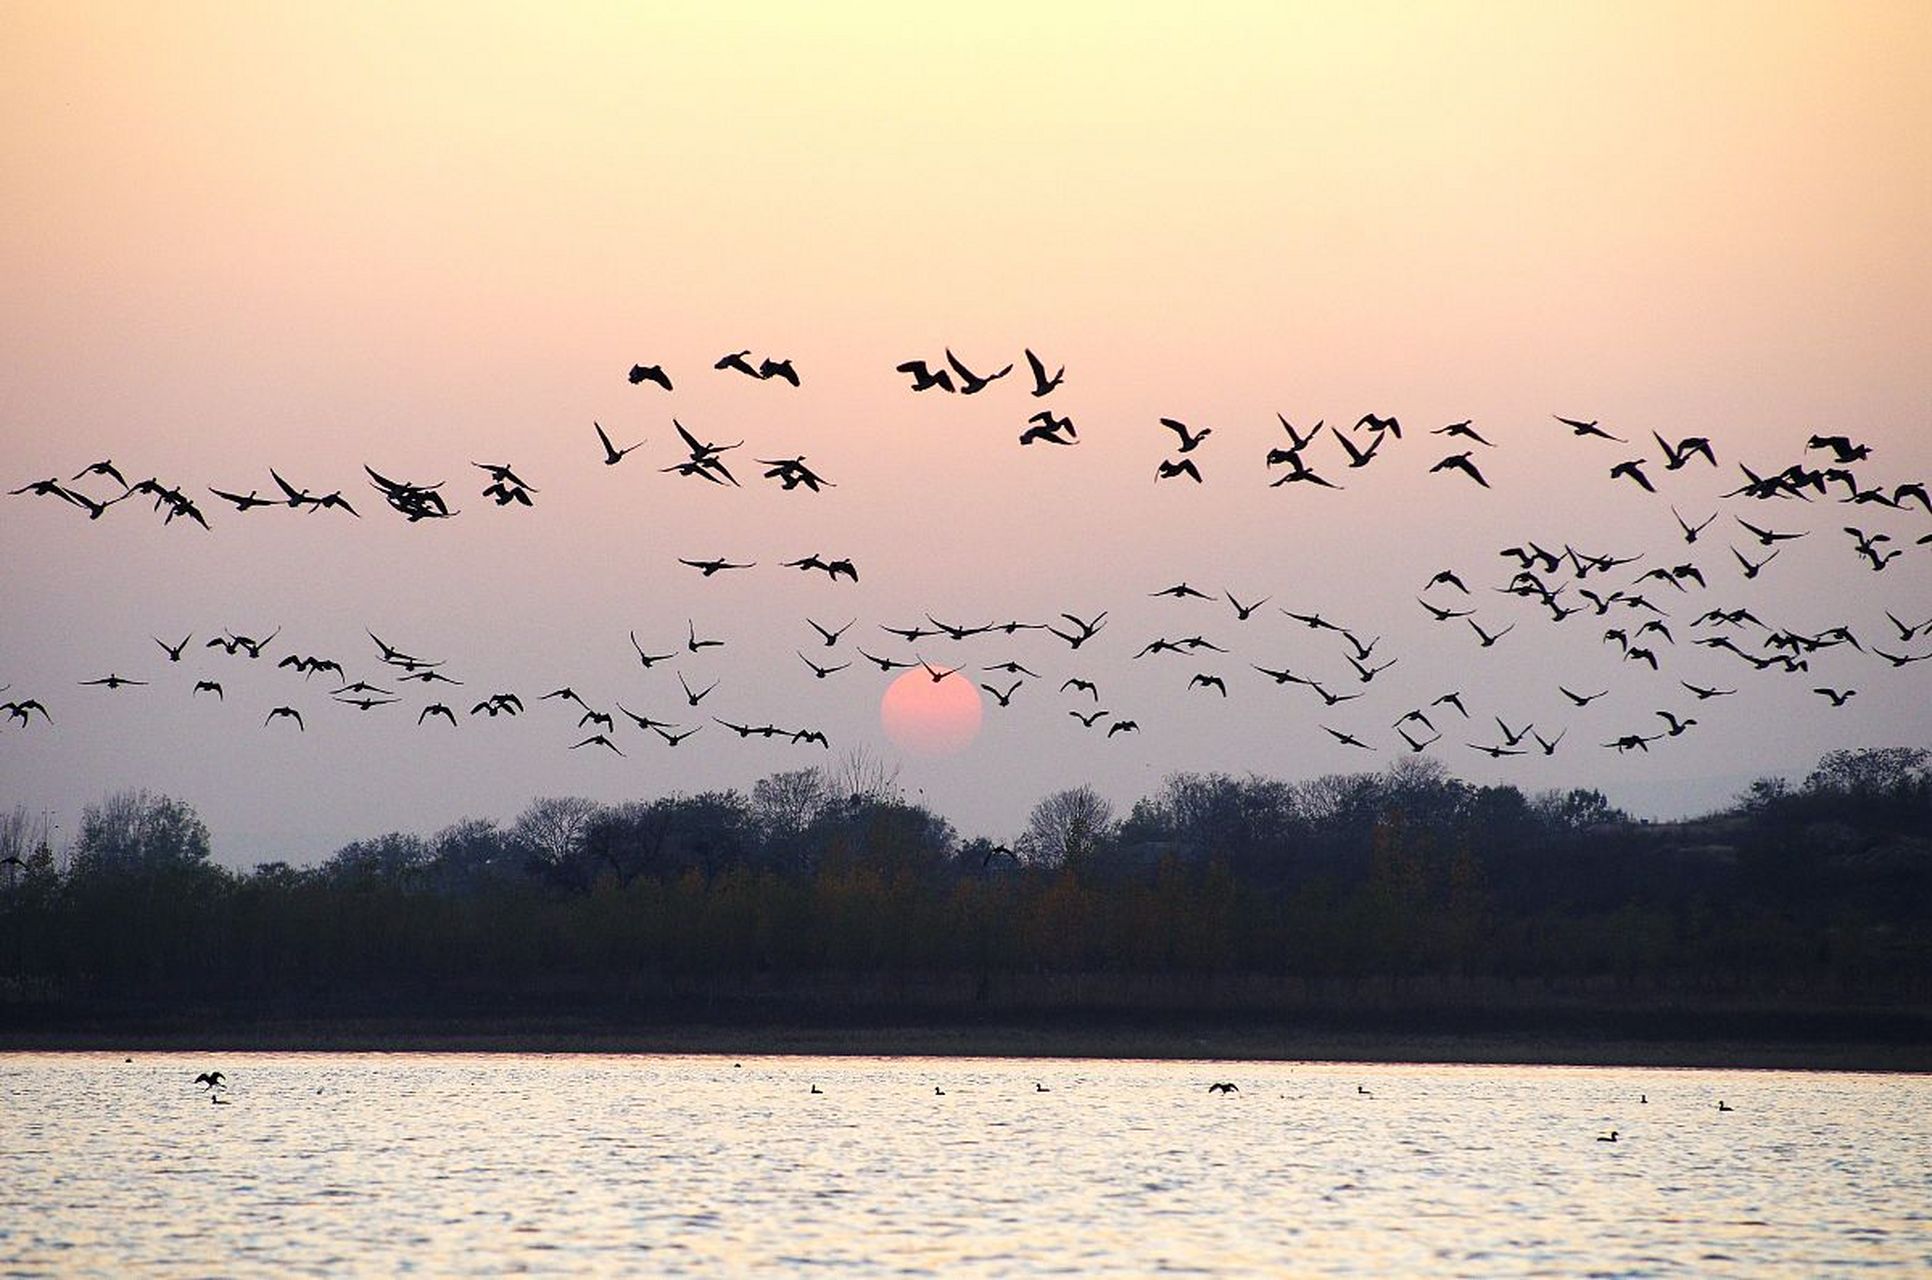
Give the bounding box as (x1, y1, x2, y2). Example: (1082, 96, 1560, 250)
(3, 4, 1928, 863)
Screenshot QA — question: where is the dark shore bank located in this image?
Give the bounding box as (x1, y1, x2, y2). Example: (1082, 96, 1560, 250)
(7, 992, 1929, 1071)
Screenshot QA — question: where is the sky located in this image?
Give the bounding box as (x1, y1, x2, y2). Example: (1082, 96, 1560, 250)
(3, 2, 1929, 867)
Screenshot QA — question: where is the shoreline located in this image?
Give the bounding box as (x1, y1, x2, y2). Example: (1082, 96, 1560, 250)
(5, 1019, 1928, 1072)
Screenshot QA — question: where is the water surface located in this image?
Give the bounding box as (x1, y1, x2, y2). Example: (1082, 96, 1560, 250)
(2, 1053, 1927, 1275)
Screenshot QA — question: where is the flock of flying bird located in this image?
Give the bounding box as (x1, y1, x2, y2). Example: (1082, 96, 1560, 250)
(6, 348, 1929, 779)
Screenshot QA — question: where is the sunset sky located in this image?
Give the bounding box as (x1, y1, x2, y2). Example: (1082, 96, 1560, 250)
(4, 2, 1928, 864)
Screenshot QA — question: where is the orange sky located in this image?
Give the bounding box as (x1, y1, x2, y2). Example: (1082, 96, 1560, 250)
(3, 3, 1928, 861)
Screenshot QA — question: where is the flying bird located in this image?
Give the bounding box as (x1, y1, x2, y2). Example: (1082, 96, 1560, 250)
(1554, 415, 1627, 442)
(593, 421, 644, 465)
(1024, 348, 1064, 396)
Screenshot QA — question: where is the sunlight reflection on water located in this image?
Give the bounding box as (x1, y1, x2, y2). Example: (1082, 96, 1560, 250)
(1, 1053, 1927, 1276)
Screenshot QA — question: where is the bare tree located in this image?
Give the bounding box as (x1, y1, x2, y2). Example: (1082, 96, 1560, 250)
(511, 795, 601, 869)
(828, 746, 901, 808)
(1020, 785, 1115, 869)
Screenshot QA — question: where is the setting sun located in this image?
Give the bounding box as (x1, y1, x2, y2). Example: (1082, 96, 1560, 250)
(880, 668, 983, 756)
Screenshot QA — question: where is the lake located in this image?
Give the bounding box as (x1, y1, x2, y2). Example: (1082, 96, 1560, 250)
(1, 1053, 1926, 1275)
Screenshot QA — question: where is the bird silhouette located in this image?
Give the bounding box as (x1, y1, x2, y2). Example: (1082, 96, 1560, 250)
(155, 634, 192, 662)
(981, 680, 1022, 707)
(1432, 419, 1494, 446)
(1106, 719, 1140, 737)
(191, 680, 223, 700)
(1609, 459, 1656, 493)
(895, 360, 955, 392)
(593, 421, 644, 465)
(1554, 415, 1626, 442)
(1430, 452, 1490, 487)
(1159, 418, 1212, 453)
(1024, 348, 1064, 396)
(1156, 458, 1203, 483)
(798, 652, 850, 680)
(572, 734, 625, 756)
(263, 706, 304, 730)
(627, 363, 672, 389)
(945, 349, 1011, 394)
(79, 674, 148, 689)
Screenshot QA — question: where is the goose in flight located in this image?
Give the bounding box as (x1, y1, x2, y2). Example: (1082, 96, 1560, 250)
(194, 1071, 227, 1090)
(1323, 725, 1372, 750)
(1432, 420, 1494, 446)
(798, 652, 850, 680)
(1188, 674, 1227, 697)
(894, 359, 955, 392)
(2, 698, 52, 726)
(1207, 1082, 1239, 1094)
(984, 660, 1041, 678)
(653, 724, 702, 747)
(1672, 507, 1718, 543)
(418, 703, 457, 726)
(1047, 612, 1107, 649)
(807, 618, 854, 647)
(1554, 415, 1626, 442)
(1156, 458, 1203, 483)
(1019, 412, 1078, 446)
(1151, 582, 1212, 601)
(945, 348, 1011, 394)
(1159, 418, 1212, 453)
(1069, 708, 1109, 728)
(678, 673, 719, 706)
(627, 631, 676, 668)
(1335, 430, 1384, 469)
(155, 634, 192, 662)
(627, 363, 672, 389)
(1654, 432, 1717, 469)
(1430, 452, 1490, 487)
(192, 680, 223, 700)
(1061, 677, 1100, 699)
(715, 350, 760, 377)
(757, 357, 799, 386)
(593, 421, 644, 466)
(856, 648, 916, 672)
(264, 706, 304, 730)
(980, 679, 1022, 707)
(571, 734, 625, 756)
(1225, 591, 1269, 620)
(1024, 348, 1064, 396)
(1106, 719, 1140, 737)
(1609, 459, 1656, 493)
(1813, 687, 1856, 707)
(687, 621, 724, 652)
(79, 674, 148, 689)
(679, 556, 756, 577)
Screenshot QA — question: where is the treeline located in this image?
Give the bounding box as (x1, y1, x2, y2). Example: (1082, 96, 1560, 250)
(2, 747, 1929, 1017)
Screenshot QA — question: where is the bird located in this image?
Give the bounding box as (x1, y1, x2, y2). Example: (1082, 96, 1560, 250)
(1672, 507, 1718, 543)
(807, 618, 854, 647)
(687, 621, 724, 652)
(191, 680, 223, 700)
(1024, 348, 1064, 396)
(1019, 412, 1079, 446)
(1069, 708, 1109, 728)
(79, 674, 148, 689)
(1468, 619, 1514, 648)
(1813, 687, 1856, 707)
(1188, 674, 1227, 697)
(1554, 415, 1626, 442)
(894, 359, 955, 392)
(593, 421, 643, 465)
(1061, 677, 1100, 700)
(917, 658, 961, 683)
(1806, 434, 1869, 464)
(1430, 452, 1490, 487)
(1597, 1130, 1619, 1143)
(980, 680, 1022, 707)
(714, 350, 760, 377)
(1150, 582, 1212, 601)
(1159, 418, 1212, 453)
(418, 704, 456, 726)
(629, 632, 676, 668)
(571, 734, 625, 756)
(1654, 432, 1717, 469)
(1035, 1083, 1050, 1092)
(1207, 1082, 1239, 1094)
(194, 1071, 226, 1090)
(757, 357, 799, 386)
(945, 349, 1011, 394)
(2, 699, 53, 726)
(679, 556, 756, 577)
(154, 634, 192, 662)
(1335, 430, 1385, 468)
(678, 673, 719, 706)
(627, 363, 672, 389)
(1356, 1084, 1373, 1096)
(1225, 591, 1269, 620)
(1156, 458, 1203, 483)
(1323, 726, 1372, 750)
(1716, 1100, 1734, 1112)
(1609, 459, 1657, 493)
(798, 652, 850, 680)
(263, 706, 304, 730)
